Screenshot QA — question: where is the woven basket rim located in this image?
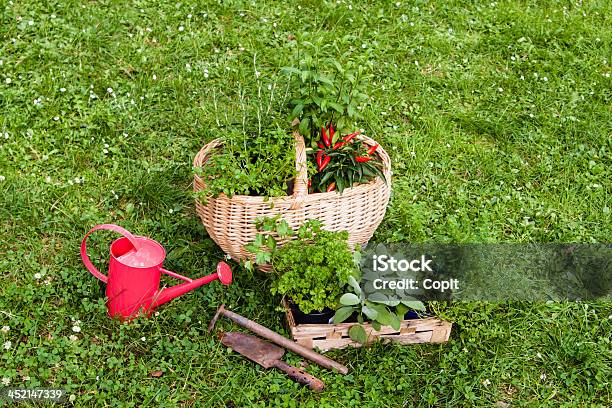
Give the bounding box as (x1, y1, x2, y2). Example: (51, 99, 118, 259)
(193, 133, 391, 205)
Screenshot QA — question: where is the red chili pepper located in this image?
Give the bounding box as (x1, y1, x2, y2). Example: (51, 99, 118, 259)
(342, 131, 360, 142)
(367, 144, 379, 155)
(308, 179, 312, 188)
(355, 156, 372, 163)
(329, 124, 335, 141)
(317, 142, 325, 149)
(321, 127, 331, 147)
(316, 150, 324, 168)
(326, 182, 336, 192)
(333, 141, 346, 150)
(319, 155, 331, 171)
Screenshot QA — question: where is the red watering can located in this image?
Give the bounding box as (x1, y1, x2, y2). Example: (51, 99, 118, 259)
(81, 224, 232, 320)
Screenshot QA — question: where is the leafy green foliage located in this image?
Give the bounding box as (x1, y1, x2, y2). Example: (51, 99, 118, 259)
(195, 128, 296, 199)
(243, 215, 293, 271)
(282, 37, 371, 146)
(332, 275, 427, 343)
(267, 220, 358, 314)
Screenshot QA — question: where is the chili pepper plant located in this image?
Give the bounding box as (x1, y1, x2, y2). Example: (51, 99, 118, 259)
(282, 38, 372, 146)
(282, 38, 385, 194)
(309, 126, 386, 193)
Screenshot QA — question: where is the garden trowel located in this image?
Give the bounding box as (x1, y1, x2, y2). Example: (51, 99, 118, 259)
(220, 332, 325, 392)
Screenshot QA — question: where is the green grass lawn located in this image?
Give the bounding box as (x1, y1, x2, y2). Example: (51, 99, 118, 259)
(1, 0, 610, 406)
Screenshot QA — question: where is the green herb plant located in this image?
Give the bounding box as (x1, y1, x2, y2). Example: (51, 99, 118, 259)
(245, 217, 358, 314)
(333, 276, 426, 344)
(195, 128, 297, 200)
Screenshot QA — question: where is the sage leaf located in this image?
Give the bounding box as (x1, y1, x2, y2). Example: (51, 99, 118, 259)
(339, 293, 360, 306)
(348, 324, 368, 344)
(332, 307, 354, 324)
(362, 304, 379, 320)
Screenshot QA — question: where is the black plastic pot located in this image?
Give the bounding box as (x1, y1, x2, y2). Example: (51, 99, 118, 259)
(288, 300, 335, 324)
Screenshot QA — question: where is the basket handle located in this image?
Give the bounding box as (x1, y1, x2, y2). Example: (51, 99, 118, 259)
(290, 132, 308, 210)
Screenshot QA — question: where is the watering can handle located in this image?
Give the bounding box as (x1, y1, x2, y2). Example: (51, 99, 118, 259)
(80, 224, 140, 283)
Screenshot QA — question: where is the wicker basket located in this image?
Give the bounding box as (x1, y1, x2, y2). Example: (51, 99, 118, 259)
(193, 132, 391, 263)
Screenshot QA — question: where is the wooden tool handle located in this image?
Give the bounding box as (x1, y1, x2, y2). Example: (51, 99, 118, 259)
(212, 305, 348, 374)
(272, 360, 325, 392)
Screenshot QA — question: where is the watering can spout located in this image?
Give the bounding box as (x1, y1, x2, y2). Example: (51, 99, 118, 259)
(151, 262, 233, 310)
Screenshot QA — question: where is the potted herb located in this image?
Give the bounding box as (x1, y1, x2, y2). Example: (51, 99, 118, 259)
(195, 127, 297, 199)
(332, 275, 426, 344)
(245, 217, 359, 323)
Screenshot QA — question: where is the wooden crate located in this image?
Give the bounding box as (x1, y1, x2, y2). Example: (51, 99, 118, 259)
(284, 300, 452, 351)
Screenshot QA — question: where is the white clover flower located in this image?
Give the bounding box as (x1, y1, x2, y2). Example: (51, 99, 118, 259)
(53, 116, 59, 121)
(1, 326, 9, 333)
(178, 26, 184, 31)
(152, 74, 157, 80)
(3, 132, 8, 139)
(28, 20, 34, 26)
(60, 87, 66, 92)
(255, 71, 261, 78)
(482, 379, 491, 386)
(187, 14, 192, 19)
(542, 76, 548, 82)
(540, 373, 547, 380)
(107, 87, 113, 93)
(1, 377, 9, 386)
(361, 43, 367, 49)
(69, 335, 78, 341)
(0, 176, 5, 182)
(141, 337, 146, 341)
(72, 325, 81, 333)
(3, 341, 11, 350)
(498, 87, 503, 92)
(34, 273, 42, 280)
(6, 77, 12, 84)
